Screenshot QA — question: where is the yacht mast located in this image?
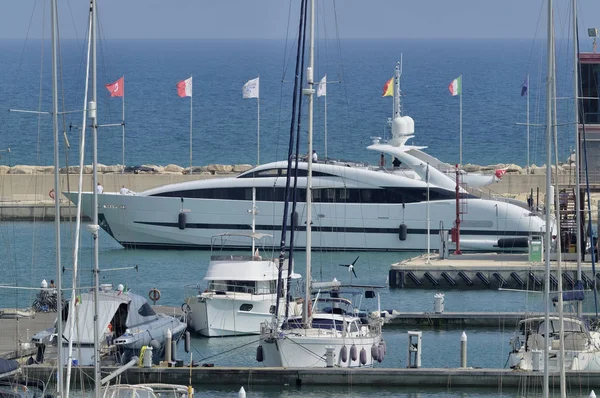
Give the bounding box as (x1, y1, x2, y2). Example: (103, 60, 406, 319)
(90, 1, 102, 397)
(572, 0, 583, 318)
(543, 0, 554, 394)
(551, 17, 566, 396)
(50, 0, 64, 395)
(303, 0, 315, 327)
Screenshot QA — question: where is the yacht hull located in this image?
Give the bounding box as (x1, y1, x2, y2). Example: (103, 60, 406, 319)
(260, 333, 384, 368)
(187, 294, 283, 337)
(69, 192, 544, 252)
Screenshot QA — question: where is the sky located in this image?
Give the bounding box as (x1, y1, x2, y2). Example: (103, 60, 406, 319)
(1, 0, 600, 41)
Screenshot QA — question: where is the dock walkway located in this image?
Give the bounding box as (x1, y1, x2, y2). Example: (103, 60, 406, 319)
(389, 253, 598, 290)
(20, 365, 600, 390)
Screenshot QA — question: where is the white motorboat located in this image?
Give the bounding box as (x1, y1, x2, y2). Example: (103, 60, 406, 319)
(508, 315, 600, 371)
(183, 232, 301, 337)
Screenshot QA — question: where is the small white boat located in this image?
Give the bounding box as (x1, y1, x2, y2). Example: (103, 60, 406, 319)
(183, 232, 301, 337)
(508, 315, 600, 371)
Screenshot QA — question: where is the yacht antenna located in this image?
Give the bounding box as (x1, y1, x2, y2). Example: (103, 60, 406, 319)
(393, 56, 402, 119)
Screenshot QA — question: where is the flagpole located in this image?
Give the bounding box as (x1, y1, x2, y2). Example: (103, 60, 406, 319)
(122, 75, 125, 174)
(526, 73, 530, 175)
(324, 92, 328, 160)
(426, 163, 430, 264)
(459, 74, 463, 166)
(257, 77, 260, 165)
(190, 75, 193, 175)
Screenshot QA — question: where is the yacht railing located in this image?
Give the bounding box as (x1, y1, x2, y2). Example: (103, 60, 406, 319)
(184, 283, 278, 297)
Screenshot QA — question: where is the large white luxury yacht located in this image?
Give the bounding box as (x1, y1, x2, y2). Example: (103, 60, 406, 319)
(65, 153, 545, 252)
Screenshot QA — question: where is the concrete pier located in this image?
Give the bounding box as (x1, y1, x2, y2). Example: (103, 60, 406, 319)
(389, 253, 598, 290)
(19, 364, 600, 389)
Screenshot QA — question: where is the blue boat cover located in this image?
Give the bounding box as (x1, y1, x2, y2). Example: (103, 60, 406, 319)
(553, 280, 585, 302)
(0, 358, 19, 377)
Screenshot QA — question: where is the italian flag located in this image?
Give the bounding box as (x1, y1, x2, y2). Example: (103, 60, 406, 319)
(448, 76, 461, 96)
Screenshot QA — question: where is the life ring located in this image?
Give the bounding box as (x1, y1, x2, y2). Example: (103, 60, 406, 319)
(148, 288, 161, 303)
(48, 189, 55, 200)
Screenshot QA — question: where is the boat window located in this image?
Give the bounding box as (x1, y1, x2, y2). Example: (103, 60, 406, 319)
(150, 186, 465, 203)
(311, 318, 344, 331)
(220, 280, 256, 294)
(338, 188, 349, 201)
(349, 321, 359, 333)
(282, 318, 304, 329)
(238, 168, 283, 178)
(325, 188, 336, 202)
(138, 303, 157, 317)
(239, 304, 253, 312)
(256, 281, 273, 294)
(580, 63, 600, 123)
(269, 305, 276, 314)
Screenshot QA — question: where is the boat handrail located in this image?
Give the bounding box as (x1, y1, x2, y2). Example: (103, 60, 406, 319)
(210, 254, 277, 262)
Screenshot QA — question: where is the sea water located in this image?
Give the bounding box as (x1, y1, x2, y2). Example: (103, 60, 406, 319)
(4, 222, 599, 374)
(0, 38, 581, 170)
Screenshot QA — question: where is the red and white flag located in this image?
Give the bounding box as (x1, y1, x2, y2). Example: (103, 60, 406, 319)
(177, 77, 193, 97)
(495, 168, 507, 179)
(105, 77, 124, 97)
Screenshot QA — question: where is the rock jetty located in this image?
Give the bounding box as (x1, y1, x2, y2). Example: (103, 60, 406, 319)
(0, 163, 254, 176)
(0, 162, 576, 176)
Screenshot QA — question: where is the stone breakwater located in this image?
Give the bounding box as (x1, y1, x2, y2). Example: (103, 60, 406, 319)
(0, 163, 254, 176)
(0, 161, 580, 176)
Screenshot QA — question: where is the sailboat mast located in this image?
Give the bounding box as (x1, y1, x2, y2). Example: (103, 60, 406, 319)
(90, 1, 102, 397)
(543, 0, 554, 393)
(551, 22, 566, 396)
(572, 0, 583, 317)
(303, 0, 315, 327)
(50, 0, 64, 394)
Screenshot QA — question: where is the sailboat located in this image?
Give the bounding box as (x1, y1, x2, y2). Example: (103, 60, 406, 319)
(257, 0, 385, 368)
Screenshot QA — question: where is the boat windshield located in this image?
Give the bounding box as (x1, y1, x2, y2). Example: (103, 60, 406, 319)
(208, 280, 277, 295)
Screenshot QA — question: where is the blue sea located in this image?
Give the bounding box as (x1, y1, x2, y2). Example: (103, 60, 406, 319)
(0, 38, 586, 170)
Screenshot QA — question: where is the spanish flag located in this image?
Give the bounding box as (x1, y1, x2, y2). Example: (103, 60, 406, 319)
(382, 77, 394, 97)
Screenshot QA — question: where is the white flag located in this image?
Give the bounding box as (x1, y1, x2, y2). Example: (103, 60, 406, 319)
(243, 77, 259, 99)
(317, 75, 326, 97)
